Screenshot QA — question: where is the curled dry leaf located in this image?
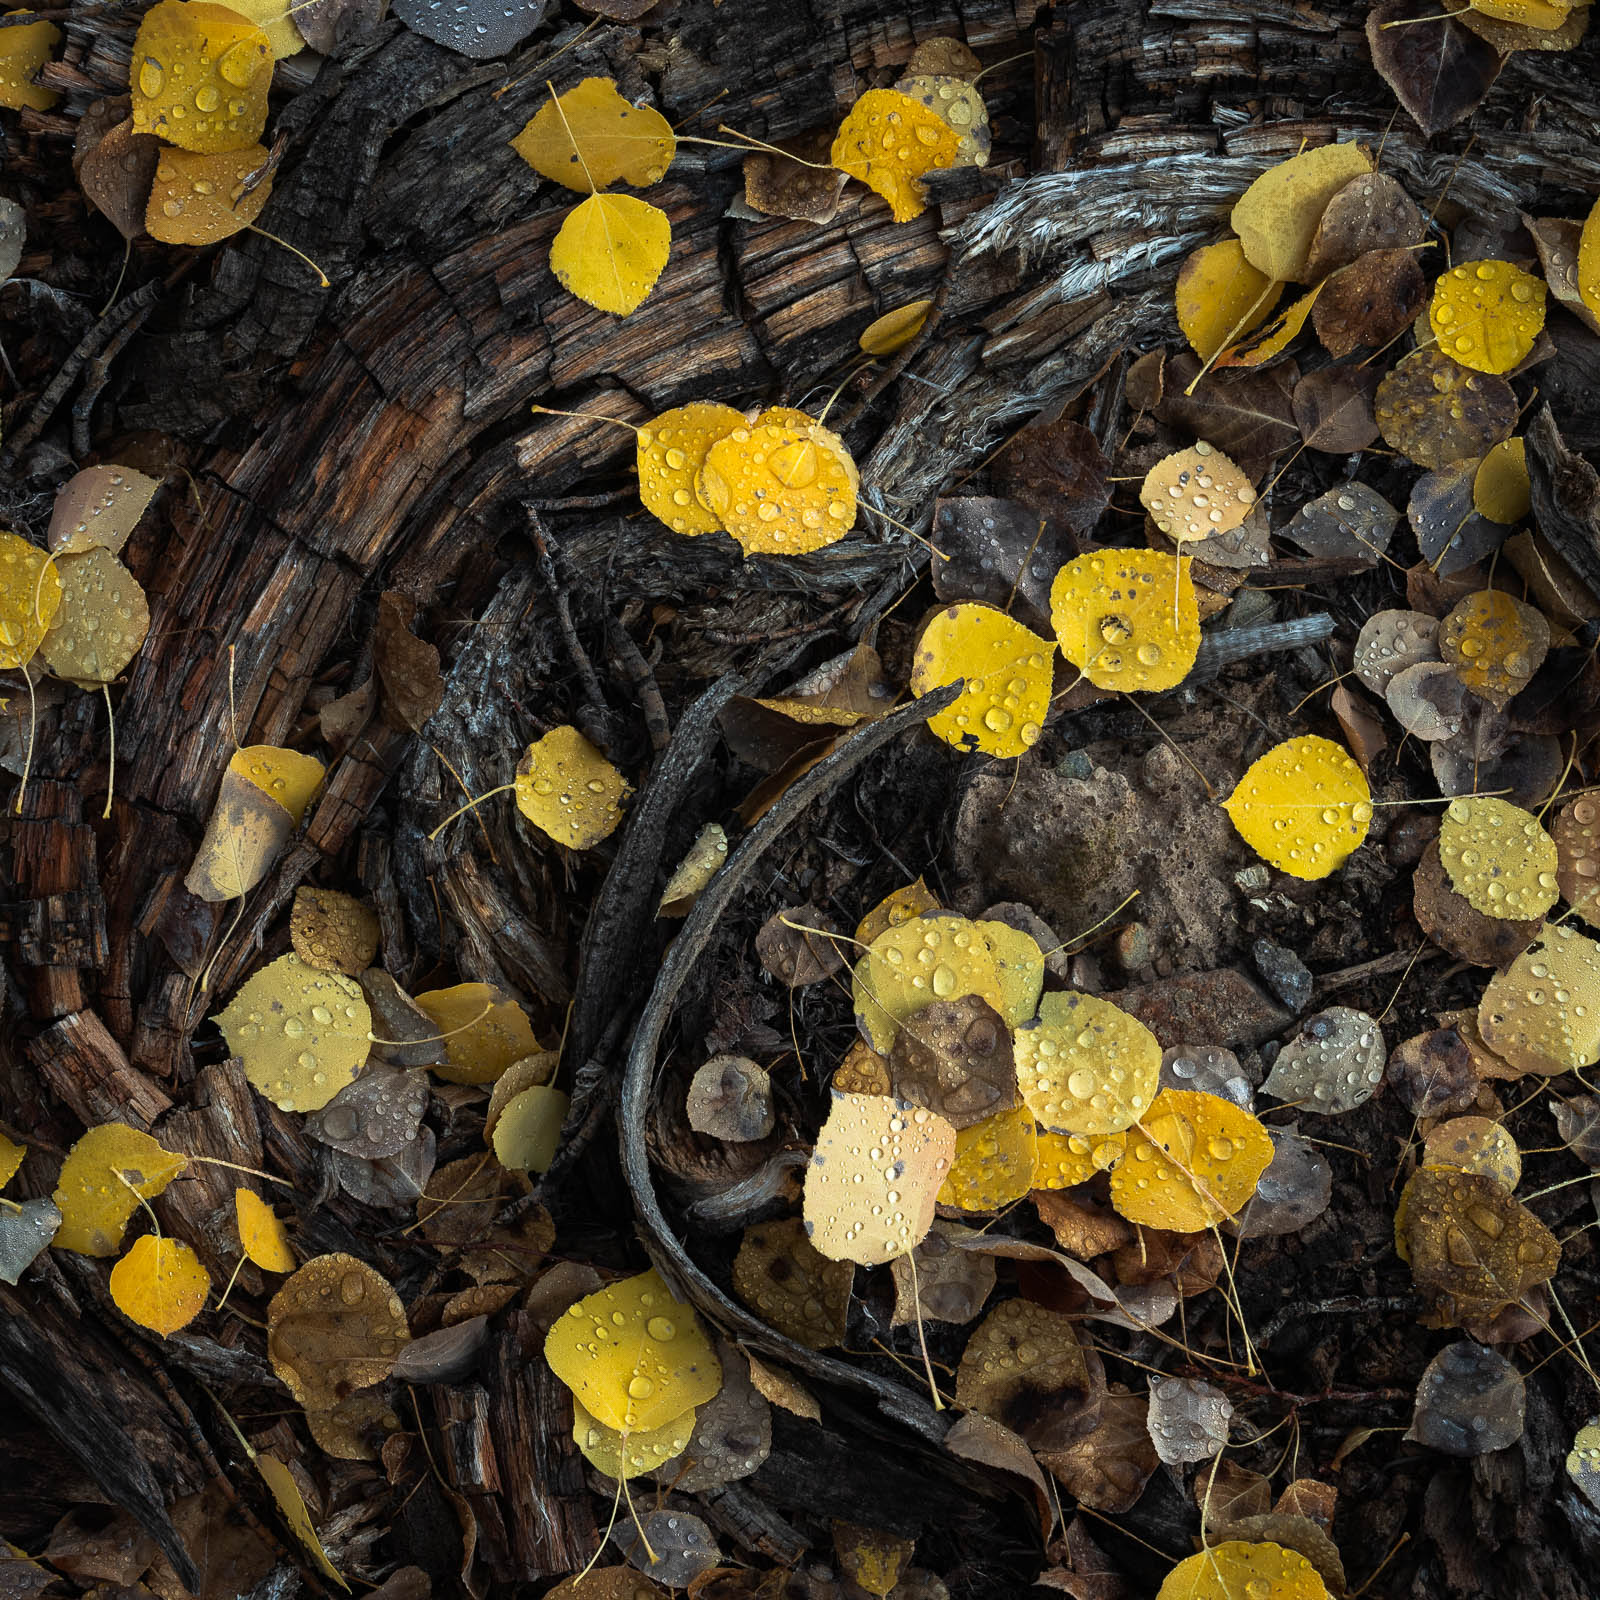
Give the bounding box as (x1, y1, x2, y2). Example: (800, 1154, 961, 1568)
(859, 297, 936, 355)
(659, 822, 726, 916)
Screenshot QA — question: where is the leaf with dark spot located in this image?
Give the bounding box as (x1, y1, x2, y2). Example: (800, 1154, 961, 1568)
(1312, 248, 1426, 359)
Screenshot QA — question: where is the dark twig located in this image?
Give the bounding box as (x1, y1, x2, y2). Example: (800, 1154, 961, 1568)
(524, 504, 610, 746)
(605, 613, 670, 752)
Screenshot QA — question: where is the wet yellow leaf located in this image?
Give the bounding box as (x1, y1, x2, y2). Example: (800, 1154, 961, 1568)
(413, 981, 539, 1085)
(0, 10, 59, 110)
(1110, 1089, 1274, 1230)
(1157, 1539, 1331, 1600)
(510, 77, 676, 193)
(220, 0, 304, 58)
(130, 1, 271, 154)
(37, 548, 149, 687)
(1033, 1127, 1124, 1188)
(146, 144, 274, 246)
(1480, 922, 1600, 1073)
(1175, 238, 1279, 361)
(1471, 0, 1571, 27)
(1438, 796, 1559, 920)
(1222, 734, 1372, 880)
(1474, 438, 1532, 523)
(1215, 283, 1322, 368)
(1050, 548, 1199, 693)
(1231, 143, 1373, 282)
(897, 72, 989, 167)
(47, 464, 160, 557)
(1140, 442, 1256, 543)
(1437, 588, 1550, 710)
(1430, 259, 1547, 374)
(0, 531, 62, 671)
(267, 1252, 409, 1410)
(936, 1103, 1036, 1211)
(543, 1267, 721, 1433)
(1422, 1115, 1521, 1189)
(230, 744, 325, 825)
(855, 878, 940, 946)
(290, 887, 380, 975)
(910, 603, 1052, 758)
(831, 88, 960, 222)
(52, 1124, 186, 1257)
(513, 724, 630, 849)
(491, 1085, 569, 1172)
(573, 1397, 696, 1479)
(549, 192, 671, 317)
(255, 1454, 348, 1588)
(184, 767, 295, 903)
(215, 952, 372, 1112)
(110, 1234, 210, 1337)
(1580, 192, 1600, 326)
(697, 418, 857, 555)
(636, 401, 745, 536)
(236, 1188, 296, 1272)
(0, 1133, 23, 1190)
(860, 298, 934, 356)
(1014, 991, 1161, 1137)
(803, 1093, 954, 1264)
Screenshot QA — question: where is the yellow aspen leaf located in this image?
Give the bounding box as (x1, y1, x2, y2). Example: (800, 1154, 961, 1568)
(1231, 143, 1373, 282)
(895, 73, 990, 167)
(37, 548, 149, 687)
(254, 1454, 348, 1589)
(1474, 438, 1532, 523)
(855, 878, 940, 946)
(637, 401, 745, 536)
(658, 820, 726, 915)
(1580, 192, 1600, 326)
(1429, 259, 1547, 374)
(754, 406, 861, 490)
(1471, 0, 1571, 25)
(229, 743, 324, 824)
(1014, 991, 1161, 1137)
(1033, 1127, 1124, 1188)
(0, 1133, 23, 1189)
(1222, 734, 1372, 880)
(1175, 238, 1280, 361)
(215, 952, 372, 1112)
(216, 0, 303, 58)
(129, 1, 271, 154)
(835, 1523, 914, 1597)
(0, 10, 60, 110)
(1480, 923, 1600, 1073)
(1049, 549, 1199, 693)
(267, 1252, 409, 1408)
(954, 1296, 1091, 1422)
(413, 981, 539, 1085)
(936, 1103, 1036, 1211)
(290, 886, 380, 976)
(860, 298, 934, 356)
(803, 1093, 955, 1264)
(909, 603, 1052, 758)
(1110, 1090, 1273, 1230)
(1214, 282, 1322, 368)
(1140, 442, 1257, 543)
(510, 77, 676, 193)
(52, 1124, 187, 1257)
(491, 1085, 569, 1172)
(235, 1188, 296, 1272)
(0, 531, 62, 671)
(1423, 1115, 1521, 1189)
(1567, 1422, 1600, 1508)
(1438, 589, 1550, 711)
(514, 724, 631, 848)
(1157, 1540, 1331, 1600)
(1554, 795, 1600, 929)
(549, 191, 671, 317)
(830, 88, 961, 223)
(988, 921, 1046, 1027)
(485, 1051, 558, 1135)
(184, 767, 295, 902)
(109, 1234, 210, 1337)
(572, 1396, 697, 1479)
(47, 464, 161, 557)
(697, 419, 857, 555)
(146, 144, 274, 245)
(543, 1267, 721, 1433)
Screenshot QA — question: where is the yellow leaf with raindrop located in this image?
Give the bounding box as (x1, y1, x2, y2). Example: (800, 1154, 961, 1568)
(936, 1103, 1036, 1211)
(1033, 1127, 1125, 1189)
(1422, 1115, 1521, 1189)
(0, 9, 60, 110)
(1014, 991, 1161, 1137)
(491, 1085, 569, 1172)
(1231, 143, 1373, 282)
(1437, 588, 1550, 711)
(543, 1267, 721, 1433)
(255, 1453, 348, 1589)
(38, 548, 149, 687)
(830, 88, 960, 223)
(697, 417, 858, 556)
(146, 144, 274, 245)
(230, 744, 325, 825)
(52, 1123, 187, 1257)
(572, 1397, 697, 1480)
(130, 0, 271, 154)
(1480, 922, 1600, 1074)
(510, 77, 676, 194)
(549, 192, 671, 318)
(413, 981, 540, 1086)
(217, 0, 303, 58)
(0, 531, 62, 671)
(1222, 734, 1372, 880)
(1140, 442, 1257, 544)
(1430, 259, 1547, 375)
(1439, 796, 1560, 920)
(1049, 549, 1199, 693)
(1470, 0, 1571, 28)
(214, 952, 372, 1112)
(1214, 282, 1322, 368)
(636, 401, 745, 536)
(1175, 238, 1279, 361)
(109, 1234, 210, 1337)
(236, 1187, 296, 1272)
(514, 725, 631, 849)
(1156, 1539, 1331, 1600)
(910, 603, 1052, 758)
(1109, 1089, 1273, 1230)
(895, 74, 990, 167)
(803, 1093, 955, 1264)
(1581, 192, 1600, 326)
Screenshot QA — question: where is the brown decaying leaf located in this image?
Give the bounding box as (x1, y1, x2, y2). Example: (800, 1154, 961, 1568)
(266, 1253, 410, 1411)
(1312, 248, 1426, 358)
(1156, 355, 1299, 471)
(742, 128, 848, 223)
(1035, 1387, 1157, 1513)
(292, 0, 385, 52)
(1032, 1190, 1134, 1258)
(184, 767, 295, 902)
(941, 1412, 1056, 1533)
(1330, 683, 1387, 772)
(1385, 1028, 1489, 1116)
(1284, 482, 1399, 562)
(1305, 170, 1425, 279)
(374, 592, 444, 734)
(993, 419, 1111, 536)
(931, 495, 1072, 635)
(1366, 1, 1503, 138)
(955, 1298, 1102, 1450)
(1377, 348, 1517, 469)
(889, 1219, 997, 1325)
(78, 119, 161, 240)
(888, 994, 1018, 1128)
(686, 1055, 775, 1142)
(754, 905, 845, 986)
(1292, 365, 1381, 452)
(291, 886, 380, 975)
(1413, 838, 1541, 969)
(731, 1216, 852, 1347)
(1109, 1228, 1221, 1297)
